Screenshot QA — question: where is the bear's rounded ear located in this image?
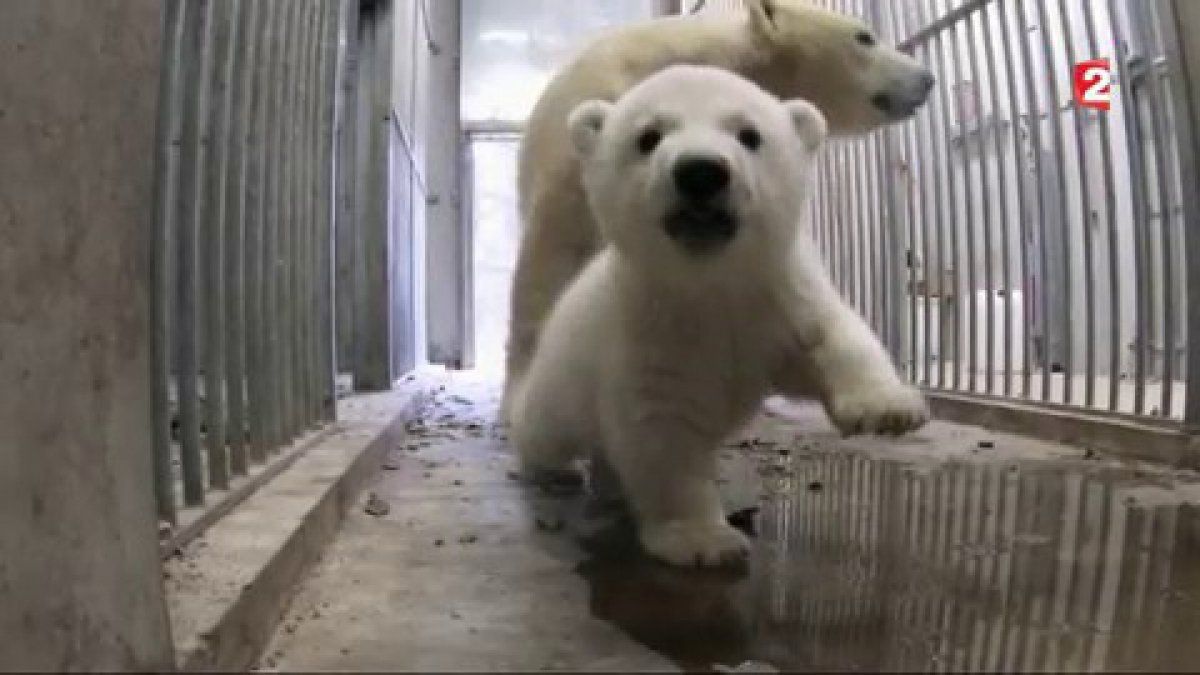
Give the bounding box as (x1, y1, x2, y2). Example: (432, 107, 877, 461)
(784, 99, 828, 152)
(568, 100, 614, 158)
(745, 0, 779, 42)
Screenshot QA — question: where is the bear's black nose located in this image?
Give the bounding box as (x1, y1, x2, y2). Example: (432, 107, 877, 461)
(673, 156, 730, 201)
(920, 69, 936, 93)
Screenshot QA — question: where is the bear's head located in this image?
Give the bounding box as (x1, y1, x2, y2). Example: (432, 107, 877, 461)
(744, 0, 934, 133)
(569, 65, 826, 279)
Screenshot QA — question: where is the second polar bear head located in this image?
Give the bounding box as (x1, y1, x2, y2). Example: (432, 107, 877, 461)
(742, 0, 935, 133)
(569, 65, 826, 277)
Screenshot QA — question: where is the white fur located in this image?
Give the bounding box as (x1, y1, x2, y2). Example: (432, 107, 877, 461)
(501, 0, 935, 420)
(511, 66, 928, 568)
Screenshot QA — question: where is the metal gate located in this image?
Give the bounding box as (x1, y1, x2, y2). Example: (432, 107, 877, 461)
(150, 0, 347, 529)
(805, 0, 1198, 429)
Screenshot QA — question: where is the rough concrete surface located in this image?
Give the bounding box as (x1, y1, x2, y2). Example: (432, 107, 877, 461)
(166, 383, 430, 670)
(0, 1, 173, 670)
(261, 371, 1200, 672)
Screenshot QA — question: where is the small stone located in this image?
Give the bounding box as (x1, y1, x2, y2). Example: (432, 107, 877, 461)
(1083, 447, 1097, 460)
(381, 461, 400, 471)
(452, 479, 464, 486)
(434, 538, 445, 546)
(340, 648, 350, 656)
(977, 440, 995, 449)
(458, 533, 478, 544)
(807, 480, 824, 492)
(364, 493, 390, 517)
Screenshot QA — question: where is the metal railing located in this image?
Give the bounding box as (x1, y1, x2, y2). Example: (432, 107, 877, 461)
(150, 0, 345, 525)
(808, 0, 1197, 427)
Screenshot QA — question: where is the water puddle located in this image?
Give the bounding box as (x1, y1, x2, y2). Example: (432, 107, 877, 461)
(576, 452, 1200, 672)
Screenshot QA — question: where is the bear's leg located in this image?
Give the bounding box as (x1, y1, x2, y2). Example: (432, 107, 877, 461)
(607, 419, 749, 568)
(775, 247, 929, 437)
(777, 297, 928, 436)
(496, 190, 595, 420)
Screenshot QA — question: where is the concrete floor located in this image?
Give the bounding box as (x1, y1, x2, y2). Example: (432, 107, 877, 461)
(260, 370, 1200, 672)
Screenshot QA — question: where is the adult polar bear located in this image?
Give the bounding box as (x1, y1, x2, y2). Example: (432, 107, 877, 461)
(511, 65, 928, 567)
(502, 0, 934, 420)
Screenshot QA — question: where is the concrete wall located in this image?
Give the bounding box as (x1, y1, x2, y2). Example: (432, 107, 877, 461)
(0, 0, 174, 670)
(421, 0, 466, 367)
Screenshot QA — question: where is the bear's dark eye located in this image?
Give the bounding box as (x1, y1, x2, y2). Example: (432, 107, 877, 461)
(636, 128, 663, 155)
(856, 31, 876, 47)
(737, 127, 762, 151)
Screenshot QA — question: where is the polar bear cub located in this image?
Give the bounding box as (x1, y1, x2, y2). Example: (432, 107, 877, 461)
(510, 65, 928, 568)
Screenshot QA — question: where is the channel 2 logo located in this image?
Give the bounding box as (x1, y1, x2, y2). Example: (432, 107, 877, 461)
(1074, 58, 1113, 111)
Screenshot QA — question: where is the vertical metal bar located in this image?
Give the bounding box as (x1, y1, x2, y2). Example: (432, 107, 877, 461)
(880, 132, 895, 353)
(980, 0, 1015, 397)
(908, 2, 934, 387)
(1160, 0, 1200, 429)
(855, 140, 873, 334)
(1081, 0, 1121, 413)
(825, 151, 840, 292)
(151, 0, 187, 523)
(1033, 0, 1074, 405)
(947, 14, 979, 394)
(279, 0, 298, 441)
(245, 0, 273, 463)
(265, 0, 292, 449)
(308, 1, 328, 426)
(281, 1, 304, 441)
(870, 134, 890, 353)
(1015, 0, 1053, 402)
(314, 0, 332, 418)
(1055, 0, 1099, 409)
(812, 156, 825, 261)
(287, 0, 307, 435)
(1109, 0, 1152, 416)
(931, 20, 963, 391)
(996, 0, 1034, 399)
(204, 0, 234, 491)
(176, 0, 216, 507)
(296, 0, 319, 427)
(886, 0, 918, 383)
(840, 144, 849, 296)
(814, 151, 826, 265)
(224, 0, 255, 475)
(1132, 3, 1179, 418)
(307, 1, 326, 426)
(323, 0, 347, 422)
(963, 5, 997, 395)
(918, 0, 947, 390)
(319, 0, 338, 420)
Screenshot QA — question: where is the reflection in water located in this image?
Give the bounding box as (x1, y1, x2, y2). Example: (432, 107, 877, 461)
(578, 454, 1200, 672)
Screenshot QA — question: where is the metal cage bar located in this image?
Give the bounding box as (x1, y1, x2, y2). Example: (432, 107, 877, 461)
(151, 0, 346, 524)
(808, 0, 1196, 431)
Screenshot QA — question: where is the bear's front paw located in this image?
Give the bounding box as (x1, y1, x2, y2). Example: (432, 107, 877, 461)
(639, 520, 750, 568)
(827, 381, 929, 437)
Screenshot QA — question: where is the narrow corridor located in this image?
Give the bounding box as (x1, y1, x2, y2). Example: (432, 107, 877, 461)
(260, 371, 1200, 672)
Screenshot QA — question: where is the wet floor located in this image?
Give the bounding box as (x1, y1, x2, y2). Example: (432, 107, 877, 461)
(262, 371, 1200, 672)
